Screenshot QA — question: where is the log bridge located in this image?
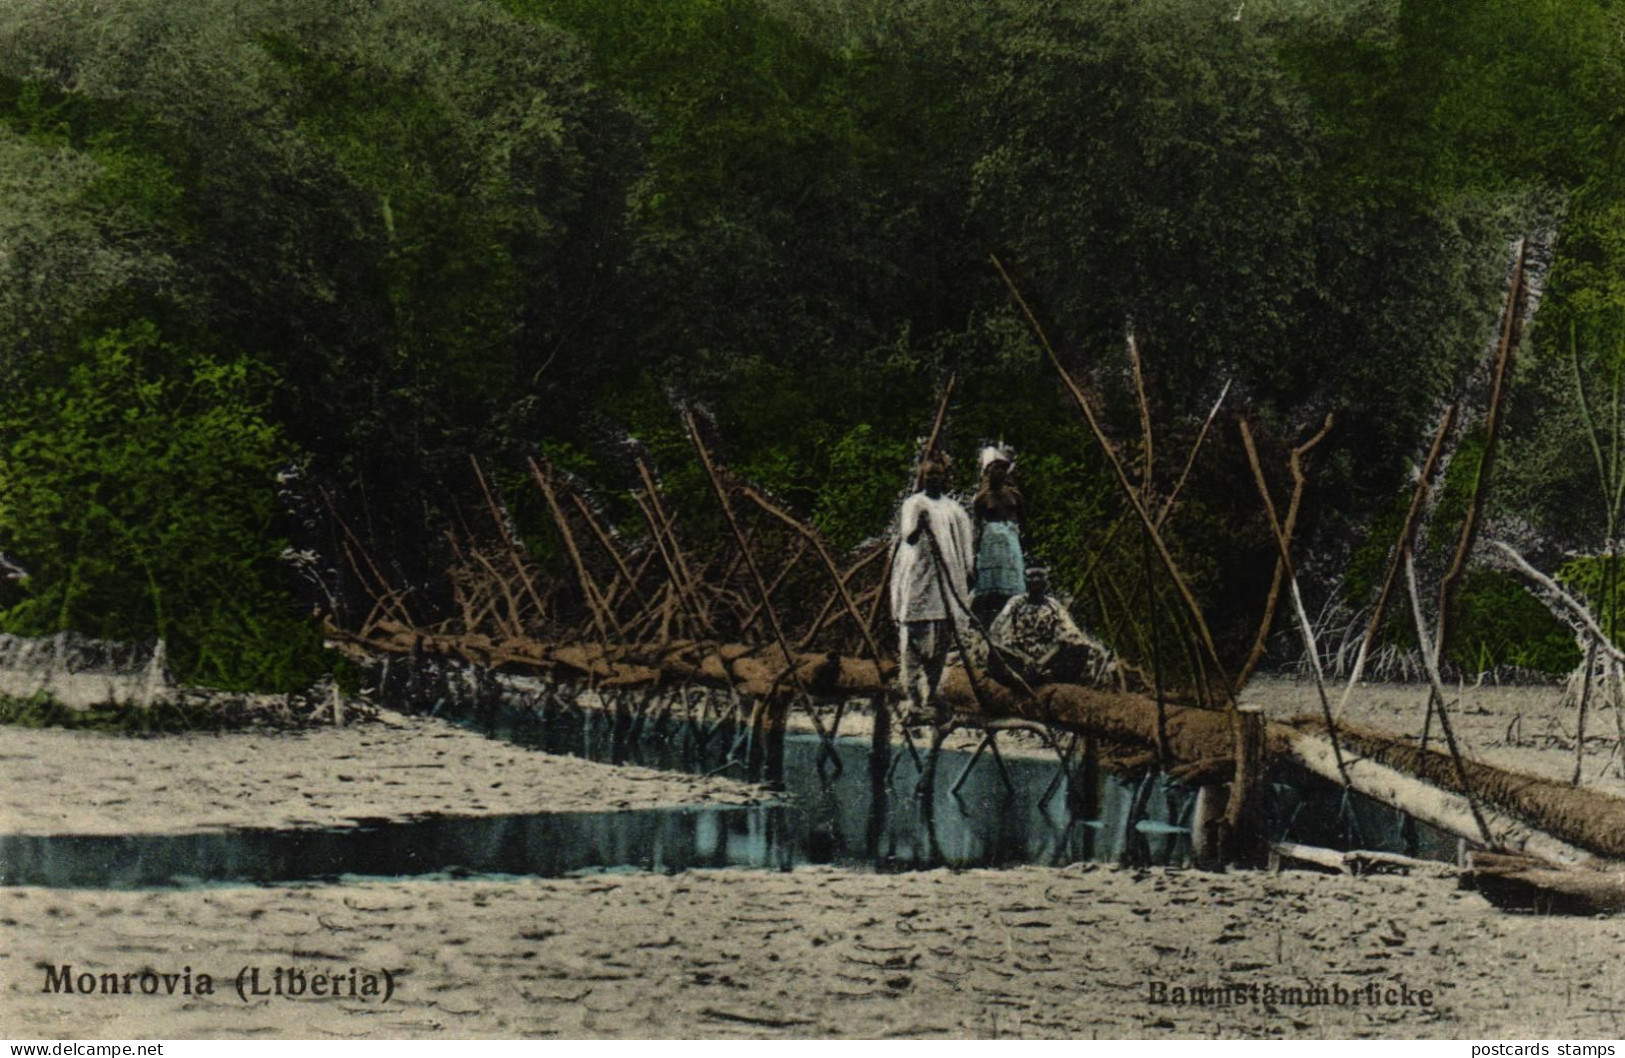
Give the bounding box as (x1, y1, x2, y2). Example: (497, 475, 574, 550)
(323, 246, 1625, 905)
(329, 618, 1625, 881)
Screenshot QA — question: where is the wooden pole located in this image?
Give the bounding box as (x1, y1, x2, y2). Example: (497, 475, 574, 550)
(567, 491, 650, 614)
(1434, 239, 1529, 663)
(1234, 416, 1335, 690)
(469, 454, 550, 623)
(868, 373, 959, 643)
(1156, 380, 1231, 529)
(741, 486, 890, 670)
(1405, 553, 1494, 843)
(632, 455, 708, 627)
(528, 457, 619, 648)
(1222, 705, 1267, 866)
(1576, 635, 1598, 786)
(1334, 405, 1457, 715)
(1128, 332, 1154, 486)
(1239, 416, 1349, 790)
(1190, 783, 1224, 870)
(684, 409, 814, 775)
(992, 253, 1237, 707)
(799, 549, 887, 648)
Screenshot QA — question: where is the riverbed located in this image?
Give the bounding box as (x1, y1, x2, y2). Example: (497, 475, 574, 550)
(3, 676, 1622, 1039)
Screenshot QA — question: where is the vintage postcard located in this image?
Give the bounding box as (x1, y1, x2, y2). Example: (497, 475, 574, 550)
(2, 0, 1623, 1043)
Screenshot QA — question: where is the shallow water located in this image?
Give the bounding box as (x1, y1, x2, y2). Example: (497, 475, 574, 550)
(0, 696, 1457, 888)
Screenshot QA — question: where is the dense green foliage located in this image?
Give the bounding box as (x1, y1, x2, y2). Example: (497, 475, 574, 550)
(0, 322, 323, 688)
(0, 0, 1620, 688)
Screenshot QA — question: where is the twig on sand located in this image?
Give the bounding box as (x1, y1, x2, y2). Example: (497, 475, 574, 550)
(700, 1007, 815, 1028)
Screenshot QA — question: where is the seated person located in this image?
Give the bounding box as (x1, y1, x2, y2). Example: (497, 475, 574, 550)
(989, 567, 1113, 686)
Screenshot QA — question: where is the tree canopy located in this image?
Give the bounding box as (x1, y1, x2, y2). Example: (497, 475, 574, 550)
(0, 0, 1619, 687)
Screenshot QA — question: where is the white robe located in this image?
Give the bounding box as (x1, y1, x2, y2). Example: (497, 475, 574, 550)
(889, 492, 975, 623)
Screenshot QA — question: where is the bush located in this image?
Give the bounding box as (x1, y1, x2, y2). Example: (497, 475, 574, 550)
(0, 321, 329, 690)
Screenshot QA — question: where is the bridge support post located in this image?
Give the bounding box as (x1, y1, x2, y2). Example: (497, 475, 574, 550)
(1221, 706, 1267, 867)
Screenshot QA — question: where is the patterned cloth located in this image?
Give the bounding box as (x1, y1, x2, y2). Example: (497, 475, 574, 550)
(973, 520, 1026, 599)
(990, 593, 1113, 685)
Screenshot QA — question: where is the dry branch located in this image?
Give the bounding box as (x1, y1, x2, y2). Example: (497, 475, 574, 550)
(1234, 416, 1334, 689)
(992, 253, 1236, 708)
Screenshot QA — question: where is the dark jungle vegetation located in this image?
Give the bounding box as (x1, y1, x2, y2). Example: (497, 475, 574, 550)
(0, 0, 1620, 689)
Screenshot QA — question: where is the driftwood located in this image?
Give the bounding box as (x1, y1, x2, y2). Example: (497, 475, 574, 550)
(1468, 851, 1625, 915)
(1271, 842, 1453, 876)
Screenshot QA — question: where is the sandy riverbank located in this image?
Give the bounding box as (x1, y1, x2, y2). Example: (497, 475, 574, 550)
(0, 715, 765, 837)
(5, 677, 1624, 1040)
(1241, 675, 1625, 799)
(5, 863, 1621, 1040)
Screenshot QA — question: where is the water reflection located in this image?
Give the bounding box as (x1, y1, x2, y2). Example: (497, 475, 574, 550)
(0, 697, 1458, 888)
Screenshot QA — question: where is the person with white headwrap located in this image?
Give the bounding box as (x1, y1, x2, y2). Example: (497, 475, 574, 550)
(889, 448, 975, 724)
(972, 444, 1025, 627)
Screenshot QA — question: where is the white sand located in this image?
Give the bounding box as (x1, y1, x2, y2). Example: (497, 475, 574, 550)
(5, 678, 1625, 1040)
(5, 865, 1623, 1040)
(0, 715, 764, 837)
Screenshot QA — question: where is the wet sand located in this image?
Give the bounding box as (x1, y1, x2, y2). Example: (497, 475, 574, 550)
(0, 715, 764, 837)
(5, 864, 1623, 1040)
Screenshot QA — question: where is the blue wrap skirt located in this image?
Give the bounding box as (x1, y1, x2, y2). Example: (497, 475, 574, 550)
(974, 521, 1025, 599)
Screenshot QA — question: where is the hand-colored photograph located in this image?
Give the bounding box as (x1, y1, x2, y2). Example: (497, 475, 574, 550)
(2, 0, 1623, 1041)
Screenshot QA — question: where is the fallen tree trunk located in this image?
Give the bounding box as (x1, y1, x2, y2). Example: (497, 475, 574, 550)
(1289, 718, 1625, 862)
(1468, 851, 1625, 914)
(1283, 730, 1601, 867)
(329, 620, 1625, 865)
(328, 618, 1245, 763)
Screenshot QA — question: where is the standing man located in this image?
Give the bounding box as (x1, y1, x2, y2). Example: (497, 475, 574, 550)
(889, 449, 975, 724)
